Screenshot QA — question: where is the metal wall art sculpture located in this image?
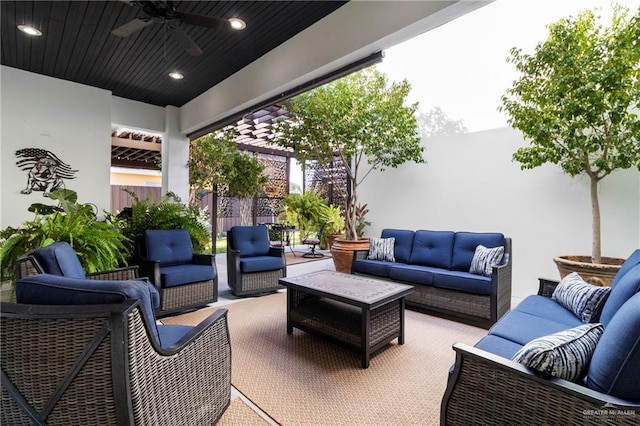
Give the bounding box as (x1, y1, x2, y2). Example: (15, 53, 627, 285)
(15, 148, 78, 196)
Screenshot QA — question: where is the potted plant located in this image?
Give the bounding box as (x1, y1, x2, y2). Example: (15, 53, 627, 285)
(0, 189, 131, 300)
(275, 68, 424, 272)
(499, 5, 640, 285)
(320, 204, 346, 250)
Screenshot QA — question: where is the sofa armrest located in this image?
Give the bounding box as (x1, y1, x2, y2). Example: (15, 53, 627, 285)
(350, 249, 370, 273)
(441, 343, 640, 425)
(489, 237, 512, 325)
(134, 258, 161, 289)
(538, 278, 560, 297)
(87, 265, 139, 280)
(269, 246, 285, 258)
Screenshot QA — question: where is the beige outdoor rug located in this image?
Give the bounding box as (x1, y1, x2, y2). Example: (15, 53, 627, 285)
(217, 398, 270, 426)
(163, 292, 486, 425)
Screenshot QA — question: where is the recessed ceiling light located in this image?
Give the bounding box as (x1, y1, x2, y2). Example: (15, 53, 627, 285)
(17, 25, 42, 36)
(169, 71, 184, 80)
(228, 18, 246, 30)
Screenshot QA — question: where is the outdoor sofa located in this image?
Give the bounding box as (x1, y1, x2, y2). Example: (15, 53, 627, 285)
(441, 249, 640, 425)
(352, 229, 512, 328)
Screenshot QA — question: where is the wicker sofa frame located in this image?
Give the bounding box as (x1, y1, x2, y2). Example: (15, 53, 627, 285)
(440, 277, 640, 425)
(352, 237, 512, 329)
(1, 300, 231, 425)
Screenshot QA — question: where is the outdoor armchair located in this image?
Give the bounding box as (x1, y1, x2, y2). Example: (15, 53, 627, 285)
(1, 273, 231, 426)
(227, 225, 286, 296)
(301, 222, 327, 258)
(135, 229, 217, 316)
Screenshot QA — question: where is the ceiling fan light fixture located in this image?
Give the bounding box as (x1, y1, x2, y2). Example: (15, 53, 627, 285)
(17, 25, 42, 36)
(228, 17, 246, 30)
(169, 71, 184, 80)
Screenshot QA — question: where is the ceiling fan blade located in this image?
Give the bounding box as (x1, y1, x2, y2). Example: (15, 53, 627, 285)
(178, 12, 227, 29)
(111, 18, 153, 37)
(169, 27, 202, 56)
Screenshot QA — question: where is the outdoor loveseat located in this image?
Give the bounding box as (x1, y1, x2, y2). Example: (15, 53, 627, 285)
(352, 229, 512, 328)
(441, 249, 640, 425)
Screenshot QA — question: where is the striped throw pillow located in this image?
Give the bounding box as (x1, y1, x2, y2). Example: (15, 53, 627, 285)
(367, 237, 395, 262)
(469, 245, 504, 276)
(552, 272, 611, 323)
(512, 323, 604, 382)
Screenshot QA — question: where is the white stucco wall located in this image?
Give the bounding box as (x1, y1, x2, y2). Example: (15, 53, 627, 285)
(359, 127, 640, 306)
(1, 66, 112, 227)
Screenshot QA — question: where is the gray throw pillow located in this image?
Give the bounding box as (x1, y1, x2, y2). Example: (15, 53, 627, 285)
(367, 237, 395, 262)
(469, 245, 504, 276)
(552, 272, 611, 323)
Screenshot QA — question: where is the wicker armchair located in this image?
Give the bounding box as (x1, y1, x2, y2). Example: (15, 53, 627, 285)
(227, 225, 286, 296)
(135, 229, 217, 316)
(1, 274, 231, 426)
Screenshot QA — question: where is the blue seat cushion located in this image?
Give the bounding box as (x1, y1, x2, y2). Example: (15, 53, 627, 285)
(388, 264, 437, 285)
(33, 242, 86, 279)
(157, 324, 195, 349)
(474, 334, 524, 360)
(514, 295, 588, 327)
(488, 309, 582, 347)
(240, 255, 284, 273)
(145, 229, 194, 266)
(353, 259, 393, 278)
(433, 270, 492, 295)
(159, 264, 215, 288)
(599, 263, 640, 326)
(587, 292, 640, 400)
(381, 229, 415, 264)
(16, 274, 161, 342)
(408, 230, 455, 269)
(231, 226, 271, 257)
(451, 232, 505, 272)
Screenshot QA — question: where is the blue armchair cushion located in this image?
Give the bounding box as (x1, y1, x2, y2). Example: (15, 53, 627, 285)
(157, 324, 196, 348)
(409, 230, 455, 269)
(16, 274, 161, 342)
(587, 292, 640, 400)
(469, 245, 504, 277)
(551, 272, 611, 323)
(598, 263, 640, 326)
(452, 232, 505, 272)
(32, 242, 86, 279)
(231, 226, 271, 257)
(159, 264, 215, 288)
(240, 256, 284, 273)
(512, 323, 604, 382)
(381, 229, 415, 263)
(144, 229, 194, 266)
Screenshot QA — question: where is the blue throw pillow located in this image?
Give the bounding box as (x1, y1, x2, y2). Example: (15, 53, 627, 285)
(552, 272, 611, 323)
(512, 323, 604, 382)
(469, 245, 504, 277)
(367, 237, 395, 262)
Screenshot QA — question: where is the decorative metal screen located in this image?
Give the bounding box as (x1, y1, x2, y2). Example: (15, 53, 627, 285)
(304, 156, 348, 211)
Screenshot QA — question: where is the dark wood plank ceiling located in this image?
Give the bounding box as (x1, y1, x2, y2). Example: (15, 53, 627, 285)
(1, 1, 347, 107)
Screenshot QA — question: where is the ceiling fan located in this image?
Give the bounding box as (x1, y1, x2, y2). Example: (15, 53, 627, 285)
(111, 1, 245, 56)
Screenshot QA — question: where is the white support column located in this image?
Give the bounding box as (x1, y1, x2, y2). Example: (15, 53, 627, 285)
(162, 106, 189, 202)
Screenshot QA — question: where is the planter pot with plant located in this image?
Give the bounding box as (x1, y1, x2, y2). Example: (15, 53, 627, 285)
(275, 68, 425, 272)
(499, 5, 640, 285)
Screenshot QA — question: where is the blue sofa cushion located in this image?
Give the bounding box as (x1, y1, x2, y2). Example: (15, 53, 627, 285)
(159, 264, 215, 288)
(353, 259, 394, 278)
(409, 230, 455, 269)
(488, 309, 582, 347)
(389, 264, 437, 285)
(16, 273, 161, 342)
(381, 229, 415, 264)
(231, 226, 271, 257)
(608, 249, 640, 288)
(587, 292, 640, 400)
(474, 334, 523, 360)
(451, 232, 505, 272)
(512, 323, 604, 382)
(240, 255, 284, 273)
(513, 295, 588, 326)
(599, 263, 640, 326)
(33, 242, 86, 279)
(552, 272, 611, 323)
(157, 324, 195, 348)
(433, 270, 492, 295)
(145, 229, 194, 266)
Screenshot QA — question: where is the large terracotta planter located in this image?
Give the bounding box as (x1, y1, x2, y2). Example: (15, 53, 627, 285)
(553, 255, 624, 287)
(330, 237, 370, 274)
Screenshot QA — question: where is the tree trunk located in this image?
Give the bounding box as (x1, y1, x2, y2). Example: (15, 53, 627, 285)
(590, 176, 602, 264)
(238, 197, 253, 226)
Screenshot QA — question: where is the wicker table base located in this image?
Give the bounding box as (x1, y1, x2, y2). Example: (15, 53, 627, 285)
(280, 271, 414, 368)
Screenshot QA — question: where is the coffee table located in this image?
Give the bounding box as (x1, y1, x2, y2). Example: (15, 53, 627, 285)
(279, 270, 414, 368)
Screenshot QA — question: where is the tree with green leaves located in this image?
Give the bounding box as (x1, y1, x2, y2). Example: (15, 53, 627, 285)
(226, 150, 268, 225)
(499, 4, 640, 264)
(275, 68, 425, 240)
